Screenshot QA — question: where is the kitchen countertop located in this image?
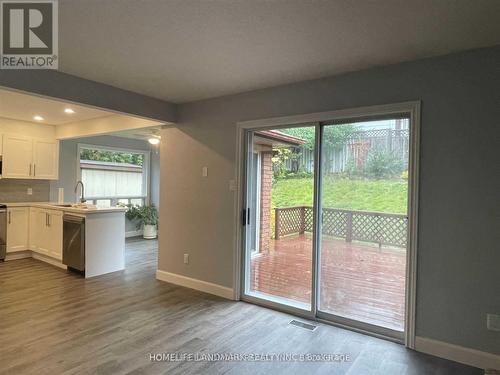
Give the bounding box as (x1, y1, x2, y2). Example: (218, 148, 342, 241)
(1, 202, 128, 214)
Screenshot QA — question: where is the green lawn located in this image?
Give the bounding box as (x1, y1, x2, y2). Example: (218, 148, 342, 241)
(272, 176, 407, 214)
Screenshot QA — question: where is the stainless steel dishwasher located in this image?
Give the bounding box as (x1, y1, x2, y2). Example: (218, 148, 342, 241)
(62, 215, 85, 273)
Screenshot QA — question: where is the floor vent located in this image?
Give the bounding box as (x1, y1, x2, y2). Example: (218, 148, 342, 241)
(288, 319, 318, 331)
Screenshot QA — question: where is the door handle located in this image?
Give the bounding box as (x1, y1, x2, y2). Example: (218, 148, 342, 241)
(33, 164, 36, 177)
(8, 211, 11, 224)
(46, 213, 48, 226)
(241, 209, 246, 226)
(29, 163, 32, 176)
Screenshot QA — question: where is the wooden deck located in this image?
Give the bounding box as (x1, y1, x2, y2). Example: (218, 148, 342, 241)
(250, 234, 406, 331)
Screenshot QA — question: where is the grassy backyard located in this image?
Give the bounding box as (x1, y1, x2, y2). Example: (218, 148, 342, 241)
(272, 176, 408, 214)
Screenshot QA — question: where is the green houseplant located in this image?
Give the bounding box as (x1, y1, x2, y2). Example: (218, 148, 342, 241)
(125, 204, 158, 239)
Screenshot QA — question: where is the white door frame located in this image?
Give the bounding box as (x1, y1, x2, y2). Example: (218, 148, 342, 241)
(233, 101, 421, 348)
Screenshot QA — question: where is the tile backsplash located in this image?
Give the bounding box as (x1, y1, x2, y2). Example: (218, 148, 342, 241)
(0, 179, 50, 203)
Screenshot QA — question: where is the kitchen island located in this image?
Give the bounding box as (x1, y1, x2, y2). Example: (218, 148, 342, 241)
(3, 202, 127, 278)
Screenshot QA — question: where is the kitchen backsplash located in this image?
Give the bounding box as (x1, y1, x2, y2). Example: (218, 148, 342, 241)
(0, 179, 50, 203)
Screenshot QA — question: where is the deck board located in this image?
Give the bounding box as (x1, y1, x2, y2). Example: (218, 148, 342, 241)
(251, 234, 406, 331)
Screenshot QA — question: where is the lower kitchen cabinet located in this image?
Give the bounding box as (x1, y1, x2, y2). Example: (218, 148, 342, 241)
(6, 207, 29, 252)
(47, 211, 63, 259)
(29, 208, 63, 260)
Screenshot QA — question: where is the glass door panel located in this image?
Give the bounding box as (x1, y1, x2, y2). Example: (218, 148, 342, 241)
(318, 119, 410, 333)
(243, 126, 316, 310)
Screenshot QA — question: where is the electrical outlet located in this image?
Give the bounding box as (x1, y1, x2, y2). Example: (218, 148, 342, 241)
(229, 180, 237, 191)
(487, 313, 500, 331)
(202, 166, 208, 177)
(183, 253, 189, 264)
(27, 188, 33, 195)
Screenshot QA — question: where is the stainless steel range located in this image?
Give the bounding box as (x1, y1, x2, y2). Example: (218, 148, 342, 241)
(0, 205, 7, 260)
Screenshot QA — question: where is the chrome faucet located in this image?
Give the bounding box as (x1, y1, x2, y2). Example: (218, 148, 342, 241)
(74, 181, 86, 203)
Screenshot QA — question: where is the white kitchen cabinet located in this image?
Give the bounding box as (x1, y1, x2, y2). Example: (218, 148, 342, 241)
(6, 203, 126, 275)
(7, 207, 29, 252)
(2, 135, 59, 180)
(29, 208, 41, 250)
(2, 135, 33, 179)
(30, 208, 63, 259)
(46, 210, 63, 259)
(34, 210, 50, 255)
(32, 139, 59, 180)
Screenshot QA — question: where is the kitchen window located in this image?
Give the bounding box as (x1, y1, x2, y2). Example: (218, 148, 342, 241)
(77, 144, 150, 208)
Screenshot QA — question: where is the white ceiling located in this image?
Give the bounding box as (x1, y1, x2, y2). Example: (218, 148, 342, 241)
(111, 126, 162, 141)
(0, 89, 113, 125)
(57, 0, 500, 103)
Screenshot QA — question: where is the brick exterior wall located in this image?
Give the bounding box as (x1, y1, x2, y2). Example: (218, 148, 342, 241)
(259, 151, 273, 252)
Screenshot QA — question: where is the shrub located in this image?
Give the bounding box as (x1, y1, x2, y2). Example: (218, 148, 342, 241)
(272, 147, 292, 178)
(344, 157, 363, 179)
(272, 147, 300, 179)
(365, 148, 405, 179)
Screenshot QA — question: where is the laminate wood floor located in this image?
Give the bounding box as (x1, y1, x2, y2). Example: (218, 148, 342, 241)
(0, 238, 482, 375)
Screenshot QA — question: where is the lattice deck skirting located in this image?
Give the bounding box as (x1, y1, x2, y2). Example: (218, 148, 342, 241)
(275, 206, 407, 248)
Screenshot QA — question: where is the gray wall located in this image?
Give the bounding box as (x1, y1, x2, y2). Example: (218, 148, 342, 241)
(159, 46, 500, 354)
(50, 134, 160, 233)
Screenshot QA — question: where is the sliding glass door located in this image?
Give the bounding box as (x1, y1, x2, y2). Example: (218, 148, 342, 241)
(242, 126, 316, 311)
(242, 114, 412, 340)
(317, 119, 409, 338)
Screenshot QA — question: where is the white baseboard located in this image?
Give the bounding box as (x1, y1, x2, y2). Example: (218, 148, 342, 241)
(126, 230, 143, 238)
(5, 250, 67, 270)
(415, 336, 500, 370)
(156, 270, 234, 300)
(32, 253, 67, 270)
(4, 250, 32, 261)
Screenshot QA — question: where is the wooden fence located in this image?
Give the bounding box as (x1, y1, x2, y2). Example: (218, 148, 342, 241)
(283, 128, 409, 174)
(274, 206, 408, 248)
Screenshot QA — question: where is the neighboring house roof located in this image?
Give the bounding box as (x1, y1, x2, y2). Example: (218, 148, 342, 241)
(255, 130, 305, 146)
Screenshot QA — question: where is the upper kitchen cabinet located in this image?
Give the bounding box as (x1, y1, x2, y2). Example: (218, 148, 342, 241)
(32, 139, 59, 180)
(2, 135, 59, 180)
(2, 134, 33, 178)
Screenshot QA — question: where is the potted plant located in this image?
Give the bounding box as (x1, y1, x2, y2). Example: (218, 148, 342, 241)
(125, 204, 158, 239)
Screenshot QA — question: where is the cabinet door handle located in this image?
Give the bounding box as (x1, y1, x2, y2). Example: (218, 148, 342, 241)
(48, 214, 50, 227)
(45, 213, 48, 226)
(29, 163, 32, 176)
(33, 164, 36, 177)
(8, 211, 11, 224)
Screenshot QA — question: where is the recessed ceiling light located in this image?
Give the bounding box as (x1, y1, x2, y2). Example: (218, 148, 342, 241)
(148, 137, 160, 145)
(64, 108, 75, 114)
(33, 115, 44, 121)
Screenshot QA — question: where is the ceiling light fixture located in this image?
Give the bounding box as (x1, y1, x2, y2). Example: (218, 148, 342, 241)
(64, 108, 75, 114)
(33, 115, 44, 121)
(148, 137, 160, 145)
